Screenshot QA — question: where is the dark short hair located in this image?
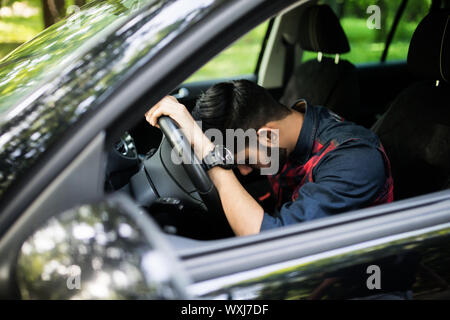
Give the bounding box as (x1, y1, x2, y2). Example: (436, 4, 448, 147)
(192, 80, 291, 135)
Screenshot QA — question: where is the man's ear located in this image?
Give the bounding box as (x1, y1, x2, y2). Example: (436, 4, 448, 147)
(257, 127, 279, 146)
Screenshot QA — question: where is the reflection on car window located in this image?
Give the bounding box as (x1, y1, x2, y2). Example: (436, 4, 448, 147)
(184, 21, 269, 83)
(302, 0, 430, 64)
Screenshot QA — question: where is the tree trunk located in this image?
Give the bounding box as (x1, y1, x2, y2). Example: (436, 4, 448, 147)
(75, 0, 86, 7)
(42, 0, 66, 29)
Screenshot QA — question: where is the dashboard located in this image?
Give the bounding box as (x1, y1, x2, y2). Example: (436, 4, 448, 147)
(105, 132, 234, 240)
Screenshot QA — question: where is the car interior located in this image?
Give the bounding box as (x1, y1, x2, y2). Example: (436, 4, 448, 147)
(103, 0, 450, 245)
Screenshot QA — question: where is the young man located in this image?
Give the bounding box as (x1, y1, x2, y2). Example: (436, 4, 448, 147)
(145, 80, 393, 236)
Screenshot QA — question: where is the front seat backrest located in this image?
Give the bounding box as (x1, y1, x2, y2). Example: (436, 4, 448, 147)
(281, 4, 360, 121)
(371, 10, 450, 200)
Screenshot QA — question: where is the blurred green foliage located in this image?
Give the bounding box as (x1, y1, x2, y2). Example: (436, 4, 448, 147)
(0, 0, 89, 59)
(0, 0, 431, 81)
(189, 0, 430, 81)
(303, 14, 422, 64)
(0, 0, 43, 58)
(185, 21, 269, 83)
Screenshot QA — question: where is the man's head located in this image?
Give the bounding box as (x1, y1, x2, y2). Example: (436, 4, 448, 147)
(192, 80, 294, 175)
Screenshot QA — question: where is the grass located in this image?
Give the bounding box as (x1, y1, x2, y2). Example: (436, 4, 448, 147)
(0, 6, 420, 80)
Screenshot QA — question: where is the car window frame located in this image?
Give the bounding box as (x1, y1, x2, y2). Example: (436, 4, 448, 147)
(176, 189, 450, 260)
(380, 0, 409, 62)
(254, 18, 276, 76)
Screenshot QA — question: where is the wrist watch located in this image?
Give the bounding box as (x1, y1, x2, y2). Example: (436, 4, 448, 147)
(202, 144, 235, 171)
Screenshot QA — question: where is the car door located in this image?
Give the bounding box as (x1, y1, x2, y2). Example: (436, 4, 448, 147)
(181, 190, 450, 299)
(79, 0, 449, 300)
(2, 0, 448, 300)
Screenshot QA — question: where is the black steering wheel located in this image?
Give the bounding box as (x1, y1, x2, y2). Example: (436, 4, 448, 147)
(157, 116, 223, 214)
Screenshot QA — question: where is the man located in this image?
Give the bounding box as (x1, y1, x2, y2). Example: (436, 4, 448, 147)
(145, 80, 393, 236)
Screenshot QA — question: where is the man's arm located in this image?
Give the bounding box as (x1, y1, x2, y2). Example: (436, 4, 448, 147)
(145, 96, 264, 236)
(208, 167, 264, 236)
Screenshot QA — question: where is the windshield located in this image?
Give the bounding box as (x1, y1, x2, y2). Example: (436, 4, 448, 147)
(0, 0, 155, 119)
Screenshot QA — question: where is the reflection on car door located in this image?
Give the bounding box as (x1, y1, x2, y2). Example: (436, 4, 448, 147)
(185, 192, 450, 299)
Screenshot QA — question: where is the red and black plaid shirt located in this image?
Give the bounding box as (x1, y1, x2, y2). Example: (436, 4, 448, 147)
(260, 100, 393, 230)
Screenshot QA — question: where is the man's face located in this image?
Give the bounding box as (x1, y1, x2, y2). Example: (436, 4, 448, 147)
(235, 145, 288, 176)
(228, 126, 288, 176)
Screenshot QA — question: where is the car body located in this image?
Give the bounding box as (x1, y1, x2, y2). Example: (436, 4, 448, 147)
(0, 0, 449, 299)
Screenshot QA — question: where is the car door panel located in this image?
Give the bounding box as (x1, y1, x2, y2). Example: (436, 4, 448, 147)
(184, 192, 450, 299)
(190, 223, 450, 299)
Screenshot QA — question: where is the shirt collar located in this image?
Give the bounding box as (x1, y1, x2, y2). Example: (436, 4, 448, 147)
(289, 99, 317, 164)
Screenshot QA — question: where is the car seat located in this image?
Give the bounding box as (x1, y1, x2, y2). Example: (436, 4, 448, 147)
(280, 4, 360, 121)
(371, 10, 450, 200)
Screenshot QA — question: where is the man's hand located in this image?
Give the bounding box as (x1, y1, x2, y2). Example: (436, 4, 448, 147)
(145, 96, 191, 129)
(145, 96, 214, 159)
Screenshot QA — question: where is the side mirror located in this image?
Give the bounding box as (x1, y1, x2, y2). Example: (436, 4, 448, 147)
(15, 194, 190, 299)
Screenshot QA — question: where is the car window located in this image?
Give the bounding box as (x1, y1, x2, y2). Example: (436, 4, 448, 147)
(184, 21, 269, 83)
(302, 0, 430, 64)
(384, 0, 430, 61)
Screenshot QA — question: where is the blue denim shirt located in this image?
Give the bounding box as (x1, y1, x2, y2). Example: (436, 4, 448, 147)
(260, 100, 393, 231)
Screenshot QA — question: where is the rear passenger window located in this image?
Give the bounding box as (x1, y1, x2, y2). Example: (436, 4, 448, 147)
(302, 0, 430, 64)
(385, 1, 430, 61)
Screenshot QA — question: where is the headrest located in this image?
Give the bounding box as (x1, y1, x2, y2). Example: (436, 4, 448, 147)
(408, 10, 450, 82)
(298, 4, 350, 54)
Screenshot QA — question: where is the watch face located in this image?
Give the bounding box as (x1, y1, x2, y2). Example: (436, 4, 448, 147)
(213, 145, 234, 169)
(217, 145, 233, 163)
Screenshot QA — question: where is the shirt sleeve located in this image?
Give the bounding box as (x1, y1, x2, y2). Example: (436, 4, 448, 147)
(260, 141, 388, 231)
